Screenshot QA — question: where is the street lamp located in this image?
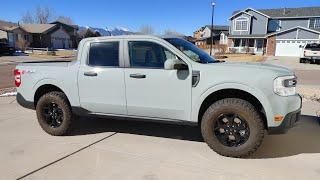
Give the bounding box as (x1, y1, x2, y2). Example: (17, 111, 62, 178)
(210, 2, 215, 56)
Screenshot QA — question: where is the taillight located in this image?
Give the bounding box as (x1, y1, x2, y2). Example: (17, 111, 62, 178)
(14, 69, 21, 87)
(304, 51, 306, 57)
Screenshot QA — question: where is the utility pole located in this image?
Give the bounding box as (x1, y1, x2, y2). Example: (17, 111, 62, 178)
(210, 1, 215, 56)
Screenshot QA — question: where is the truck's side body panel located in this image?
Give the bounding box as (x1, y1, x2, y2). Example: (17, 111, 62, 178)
(77, 39, 127, 115)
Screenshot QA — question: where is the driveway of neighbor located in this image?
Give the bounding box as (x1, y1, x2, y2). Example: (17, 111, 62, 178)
(1, 96, 320, 179)
(263, 56, 320, 86)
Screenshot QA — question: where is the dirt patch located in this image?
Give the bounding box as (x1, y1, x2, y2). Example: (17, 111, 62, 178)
(297, 86, 320, 103)
(215, 54, 265, 62)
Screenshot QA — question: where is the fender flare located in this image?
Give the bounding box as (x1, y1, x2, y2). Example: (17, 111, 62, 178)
(32, 78, 80, 106)
(192, 82, 273, 125)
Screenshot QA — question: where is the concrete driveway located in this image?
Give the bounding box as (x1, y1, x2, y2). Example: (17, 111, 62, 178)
(1, 96, 320, 179)
(264, 56, 320, 86)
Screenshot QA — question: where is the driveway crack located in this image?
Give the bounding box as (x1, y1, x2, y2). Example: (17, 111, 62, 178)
(16, 132, 117, 180)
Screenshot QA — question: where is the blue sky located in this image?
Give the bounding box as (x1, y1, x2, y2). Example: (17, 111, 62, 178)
(1, 0, 320, 35)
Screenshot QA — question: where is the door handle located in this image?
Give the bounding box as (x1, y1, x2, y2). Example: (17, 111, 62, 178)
(84, 71, 98, 77)
(130, 74, 146, 79)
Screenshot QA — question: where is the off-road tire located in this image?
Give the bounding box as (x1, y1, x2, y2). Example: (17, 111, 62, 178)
(201, 98, 265, 158)
(36, 91, 73, 136)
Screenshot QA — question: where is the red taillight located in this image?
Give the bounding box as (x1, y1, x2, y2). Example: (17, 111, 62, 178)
(14, 69, 21, 87)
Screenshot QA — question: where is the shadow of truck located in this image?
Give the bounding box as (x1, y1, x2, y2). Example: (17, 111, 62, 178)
(70, 114, 320, 159)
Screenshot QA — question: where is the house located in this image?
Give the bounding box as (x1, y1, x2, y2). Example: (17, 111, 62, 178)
(228, 7, 320, 56)
(193, 25, 229, 49)
(0, 20, 78, 49)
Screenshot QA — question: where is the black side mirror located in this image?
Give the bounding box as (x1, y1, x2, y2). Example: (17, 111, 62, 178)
(173, 63, 188, 70)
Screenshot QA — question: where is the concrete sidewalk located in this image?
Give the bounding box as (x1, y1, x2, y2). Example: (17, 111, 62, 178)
(0, 96, 320, 180)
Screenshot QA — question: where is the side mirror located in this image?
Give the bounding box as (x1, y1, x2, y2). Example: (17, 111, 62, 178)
(164, 59, 188, 70)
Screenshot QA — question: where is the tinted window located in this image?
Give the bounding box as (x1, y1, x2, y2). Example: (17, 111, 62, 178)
(129, 41, 176, 68)
(89, 42, 119, 66)
(305, 43, 320, 50)
(165, 38, 216, 64)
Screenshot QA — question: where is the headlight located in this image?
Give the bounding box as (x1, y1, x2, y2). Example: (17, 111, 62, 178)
(274, 75, 297, 96)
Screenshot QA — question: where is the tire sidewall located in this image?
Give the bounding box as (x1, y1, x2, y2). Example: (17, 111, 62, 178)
(201, 99, 263, 157)
(36, 92, 72, 135)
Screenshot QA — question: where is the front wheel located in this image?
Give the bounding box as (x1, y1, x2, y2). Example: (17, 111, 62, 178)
(36, 91, 73, 136)
(201, 98, 265, 158)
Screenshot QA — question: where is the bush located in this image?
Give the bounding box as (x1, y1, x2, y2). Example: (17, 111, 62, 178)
(15, 39, 29, 51)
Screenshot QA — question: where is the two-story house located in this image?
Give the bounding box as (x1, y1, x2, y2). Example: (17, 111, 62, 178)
(194, 25, 229, 49)
(228, 7, 320, 56)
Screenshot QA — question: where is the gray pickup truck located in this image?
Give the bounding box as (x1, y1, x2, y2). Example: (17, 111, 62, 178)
(15, 35, 301, 157)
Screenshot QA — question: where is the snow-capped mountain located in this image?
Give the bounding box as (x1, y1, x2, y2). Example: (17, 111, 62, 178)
(78, 26, 135, 37)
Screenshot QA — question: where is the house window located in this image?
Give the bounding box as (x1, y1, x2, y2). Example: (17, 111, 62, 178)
(309, 18, 320, 29)
(24, 35, 29, 41)
(235, 17, 249, 31)
(234, 39, 241, 47)
(268, 20, 281, 32)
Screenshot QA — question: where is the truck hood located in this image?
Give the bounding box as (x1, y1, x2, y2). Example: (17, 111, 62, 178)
(211, 61, 293, 76)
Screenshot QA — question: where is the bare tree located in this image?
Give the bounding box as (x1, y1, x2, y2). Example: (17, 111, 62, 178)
(163, 29, 184, 37)
(21, 11, 34, 24)
(35, 6, 54, 24)
(56, 16, 74, 25)
(21, 6, 54, 24)
(139, 25, 155, 35)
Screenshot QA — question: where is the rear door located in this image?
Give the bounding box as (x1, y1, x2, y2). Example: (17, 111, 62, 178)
(78, 40, 127, 115)
(123, 39, 192, 121)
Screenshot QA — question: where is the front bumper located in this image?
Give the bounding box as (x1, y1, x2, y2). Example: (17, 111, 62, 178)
(268, 109, 301, 134)
(268, 94, 302, 134)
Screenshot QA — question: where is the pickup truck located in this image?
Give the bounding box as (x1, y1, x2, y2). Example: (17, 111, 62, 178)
(15, 35, 301, 157)
(300, 43, 320, 64)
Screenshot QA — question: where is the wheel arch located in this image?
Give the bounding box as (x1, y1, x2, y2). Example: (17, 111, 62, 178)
(194, 84, 273, 129)
(33, 83, 69, 108)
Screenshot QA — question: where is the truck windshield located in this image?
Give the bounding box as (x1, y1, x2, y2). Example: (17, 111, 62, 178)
(164, 38, 217, 64)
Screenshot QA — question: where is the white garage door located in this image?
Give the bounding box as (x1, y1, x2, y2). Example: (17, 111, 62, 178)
(275, 40, 320, 57)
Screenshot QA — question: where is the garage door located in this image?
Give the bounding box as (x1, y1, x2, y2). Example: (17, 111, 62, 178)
(52, 37, 63, 49)
(275, 40, 320, 57)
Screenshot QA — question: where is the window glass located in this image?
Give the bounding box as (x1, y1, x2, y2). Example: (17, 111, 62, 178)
(165, 38, 216, 64)
(234, 39, 241, 47)
(248, 39, 255, 47)
(305, 43, 320, 50)
(235, 17, 248, 31)
(129, 41, 177, 68)
(268, 20, 281, 32)
(309, 18, 320, 29)
(88, 42, 119, 67)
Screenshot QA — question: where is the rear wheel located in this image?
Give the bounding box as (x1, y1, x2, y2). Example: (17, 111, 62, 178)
(201, 98, 265, 158)
(36, 91, 73, 136)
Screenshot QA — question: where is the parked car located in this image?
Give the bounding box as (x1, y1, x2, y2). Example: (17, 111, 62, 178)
(0, 42, 15, 55)
(300, 43, 320, 64)
(15, 35, 301, 158)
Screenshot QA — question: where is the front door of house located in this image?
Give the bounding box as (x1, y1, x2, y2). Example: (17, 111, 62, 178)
(256, 39, 264, 53)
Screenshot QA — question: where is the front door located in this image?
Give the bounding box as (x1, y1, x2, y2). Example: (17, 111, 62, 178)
(255, 39, 264, 53)
(78, 40, 127, 115)
(124, 40, 192, 121)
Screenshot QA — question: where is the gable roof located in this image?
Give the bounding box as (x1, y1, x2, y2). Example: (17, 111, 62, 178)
(230, 8, 269, 19)
(0, 20, 17, 31)
(266, 26, 320, 37)
(232, 7, 320, 19)
(20, 24, 56, 33)
(50, 20, 78, 30)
